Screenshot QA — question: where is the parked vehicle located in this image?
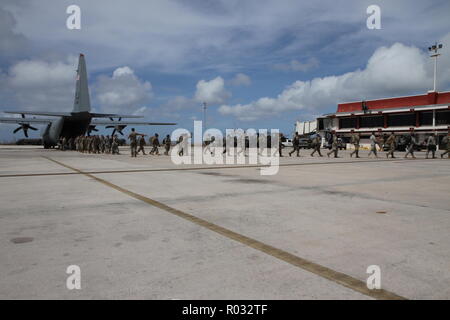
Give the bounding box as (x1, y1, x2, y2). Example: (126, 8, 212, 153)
(322, 136, 346, 150)
(298, 137, 312, 149)
(281, 138, 293, 147)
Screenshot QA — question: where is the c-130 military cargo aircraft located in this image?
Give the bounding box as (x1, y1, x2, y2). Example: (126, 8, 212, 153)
(0, 54, 176, 148)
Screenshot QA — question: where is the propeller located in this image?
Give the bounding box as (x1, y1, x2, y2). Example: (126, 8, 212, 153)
(13, 114, 38, 138)
(87, 125, 98, 136)
(13, 123, 38, 138)
(106, 117, 126, 136)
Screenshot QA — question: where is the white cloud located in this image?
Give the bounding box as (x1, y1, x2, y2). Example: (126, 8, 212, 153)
(10, 0, 445, 73)
(195, 76, 230, 105)
(8, 58, 76, 88)
(112, 66, 134, 77)
(219, 42, 450, 121)
(0, 5, 28, 59)
(0, 55, 175, 139)
(0, 58, 156, 116)
(273, 57, 319, 72)
(94, 66, 153, 114)
(229, 73, 251, 86)
(0, 57, 76, 111)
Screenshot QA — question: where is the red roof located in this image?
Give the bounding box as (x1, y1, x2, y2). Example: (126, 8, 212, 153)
(337, 91, 450, 113)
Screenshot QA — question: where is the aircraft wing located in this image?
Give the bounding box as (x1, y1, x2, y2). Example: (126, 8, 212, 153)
(3, 111, 72, 117)
(0, 117, 54, 124)
(4, 111, 144, 118)
(91, 120, 177, 126)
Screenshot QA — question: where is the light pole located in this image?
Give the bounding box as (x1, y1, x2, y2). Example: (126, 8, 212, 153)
(202, 102, 207, 130)
(428, 42, 443, 92)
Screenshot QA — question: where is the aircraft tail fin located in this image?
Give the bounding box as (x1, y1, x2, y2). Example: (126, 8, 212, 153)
(73, 54, 91, 113)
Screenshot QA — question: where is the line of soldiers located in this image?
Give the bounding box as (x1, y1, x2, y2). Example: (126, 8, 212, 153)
(71, 135, 121, 154)
(287, 132, 323, 157)
(128, 128, 172, 157)
(280, 130, 450, 159)
(60, 129, 450, 160)
(324, 131, 450, 159)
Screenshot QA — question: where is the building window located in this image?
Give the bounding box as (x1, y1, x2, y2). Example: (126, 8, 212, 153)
(339, 117, 357, 129)
(360, 115, 384, 128)
(419, 111, 433, 126)
(387, 113, 416, 127)
(318, 118, 324, 130)
(436, 110, 450, 125)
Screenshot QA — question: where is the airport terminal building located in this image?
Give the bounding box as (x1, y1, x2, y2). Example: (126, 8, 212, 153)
(317, 90, 450, 146)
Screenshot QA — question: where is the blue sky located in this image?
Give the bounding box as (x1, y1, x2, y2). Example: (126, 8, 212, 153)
(1, 0, 450, 141)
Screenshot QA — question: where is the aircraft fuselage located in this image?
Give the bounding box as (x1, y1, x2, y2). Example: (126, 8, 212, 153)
(42, 113, 92, 148)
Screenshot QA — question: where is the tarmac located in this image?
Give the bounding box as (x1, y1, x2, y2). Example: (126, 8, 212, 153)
(0, 145, 449, 299)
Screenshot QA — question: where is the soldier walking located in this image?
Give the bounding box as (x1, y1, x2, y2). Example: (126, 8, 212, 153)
(149, 133, 160, 155)
(61, 137, 67, 151)
(404, 133, 417, 159)
(128, 128, 145, 157)
(385, 132, 396, 158)
(278, 133, 284, 157)
(349, 131, 360, 158)
(327, 133, 339, 158)
(289, 132, 301, 157)
(177, 134, 186, 156)
(310, 134, 323, 157)
(111, 135, 120, 154)
(426, 133, 437, 159)
(236, 132, 245, 157)
(68, 137, 74, 150)
(100, 136, 106, 153)
(441, 132, 450, 158)
(204, 135, 215, 155)
(137, 135, 146, 155)
(163, 134, 171, 155)
(105, 135, 111, 154)
(367, 132, 379, 158)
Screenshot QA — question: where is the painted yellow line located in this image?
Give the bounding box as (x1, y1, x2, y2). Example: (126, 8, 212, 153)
(44, 156, 406, 300)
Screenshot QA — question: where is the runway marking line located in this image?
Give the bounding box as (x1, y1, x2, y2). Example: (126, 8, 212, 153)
(43, 156, 406, 300)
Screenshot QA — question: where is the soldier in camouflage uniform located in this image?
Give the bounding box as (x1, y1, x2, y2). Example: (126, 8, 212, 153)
(111, 135, 120, 155)
(137, 135, 146, 155)
(385, 132, 397, 158)
(327, 133, 339, 158)
(441, 132, 450, 159)
(349, 131, 360, 158)
(310, 134, 323, 157)
(425, 133, 437, 159)
(289, 132, 301, 157)
(149, 133, 160, 155)
(404, 133, 417, 159)
(105, 135, 112, 154)
(367, 132, 379, 158)
(128, 128, 145, 157)
(163, 134, 171, 155)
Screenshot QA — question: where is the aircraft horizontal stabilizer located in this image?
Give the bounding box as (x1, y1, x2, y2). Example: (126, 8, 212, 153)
(3, 111, 72, 117)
